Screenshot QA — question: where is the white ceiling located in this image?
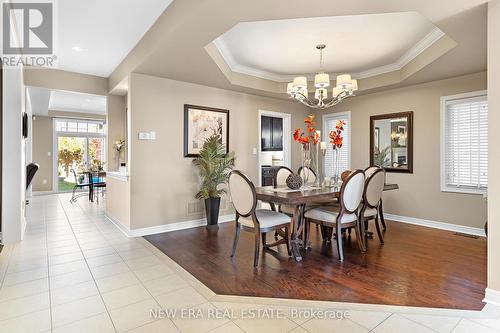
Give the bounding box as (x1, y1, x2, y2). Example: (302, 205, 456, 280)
(27, 87, 106, 115)
(56, 0, 173, 77)
(214, 12, 441, 81)
(49, 90, 106, 114)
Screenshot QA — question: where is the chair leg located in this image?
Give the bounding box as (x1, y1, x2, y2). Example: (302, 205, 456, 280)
(355, 220, 366, 252)
(70, 186, 77, 203)
(375, 216, 385, 245)
(379, 202, 387, 231)
(253, 232, 261, 267)
(261, 232, 267, 248)
(230, 223, 240, 258)
(303, 218, 310, 249)
(336, 223, 344, 261)
(284, 226, 291, 256)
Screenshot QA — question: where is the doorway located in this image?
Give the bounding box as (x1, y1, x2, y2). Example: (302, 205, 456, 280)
(54, 119, 106, 192)
(257, 110, 291, 186)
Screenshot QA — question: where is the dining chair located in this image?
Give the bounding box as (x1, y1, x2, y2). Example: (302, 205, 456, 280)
(364, 166, 387, 231)
(91, 171, 107, 203)
(275, 166, 293, 187)
(304, 170, 366, 261)
(298, 166, 317, 185)
(69, 169, 91, 203)
(229, 170, 292, 267)
(364, 166, 379, 178)
(360, 168, 386, 245)
(274, 166, 295, 214)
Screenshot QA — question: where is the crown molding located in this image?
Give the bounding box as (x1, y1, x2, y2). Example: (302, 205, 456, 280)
(213, 27, 445, 82)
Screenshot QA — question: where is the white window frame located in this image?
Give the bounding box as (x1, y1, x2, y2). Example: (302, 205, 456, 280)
(322, 111, 352, 176)
(440, 90, 488, 195)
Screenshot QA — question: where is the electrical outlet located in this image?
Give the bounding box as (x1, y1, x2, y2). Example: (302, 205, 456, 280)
(43, 179, 47, 185)
(47, 151, 51, 156)
(150, 131, 156, 140)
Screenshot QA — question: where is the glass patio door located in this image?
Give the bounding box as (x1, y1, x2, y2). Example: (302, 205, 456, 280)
(57, 136, 87, 192)
(55, 119, 106, 192)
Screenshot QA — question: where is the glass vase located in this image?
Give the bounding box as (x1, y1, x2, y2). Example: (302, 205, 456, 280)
(313, 143, 321, 187)
(301, 142, 312, 188)
(332, 148, 341, 186)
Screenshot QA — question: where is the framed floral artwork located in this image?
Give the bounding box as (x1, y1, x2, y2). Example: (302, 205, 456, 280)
(183, 104, 229, 157)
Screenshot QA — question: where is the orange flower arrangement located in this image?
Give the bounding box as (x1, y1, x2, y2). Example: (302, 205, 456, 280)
(329, 120, 346, 149)
(293, 114, 320, 145)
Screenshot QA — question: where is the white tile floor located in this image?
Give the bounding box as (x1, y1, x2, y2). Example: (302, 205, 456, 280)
(1, 194, 500, 333)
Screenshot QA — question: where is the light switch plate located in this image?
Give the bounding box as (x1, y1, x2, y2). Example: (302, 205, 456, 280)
(138, 132, 150, 140)
(252, 148, 257, 155)
(150, 131, 156, 140)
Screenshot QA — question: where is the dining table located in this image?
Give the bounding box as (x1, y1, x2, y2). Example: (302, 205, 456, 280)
(255, 183, 399, 262)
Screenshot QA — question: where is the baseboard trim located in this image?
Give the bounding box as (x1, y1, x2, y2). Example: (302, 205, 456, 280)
(105, 212, 235, 238)
(384, 213, 486, 237)
(483, 288, 500, 306)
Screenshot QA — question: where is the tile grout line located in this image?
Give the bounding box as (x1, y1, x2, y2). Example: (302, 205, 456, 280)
(73, 196, 184, 332)
(368, 312, 394, 332)
(57, 195, 119, 333)
(450, 318, 463, 332)
(400, 313, 452, 333)
(43, 202, 54, 333)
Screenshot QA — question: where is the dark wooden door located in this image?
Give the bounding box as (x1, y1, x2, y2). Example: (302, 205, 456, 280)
(261, 116, 283, 151)
(271, 117, 283, 150)
(261, 116, 272, 151)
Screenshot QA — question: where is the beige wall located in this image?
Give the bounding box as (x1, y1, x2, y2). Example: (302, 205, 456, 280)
(24, 68, 108, 95)
(487, 0, 500, 292)
(32, 116, 53, 191)
(125, 73, 308, 229)
(107, 95, 127, 171)
(106, 177, 130, 229)
(325, 72, 487, 228)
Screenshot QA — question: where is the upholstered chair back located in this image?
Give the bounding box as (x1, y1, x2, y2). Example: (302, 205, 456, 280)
(364, 166, 380, 178)
(365, 169, 385, 208)
(298, 166, 317, 185)
(275, 167, 293, 186)
(340, 170, 365, 212)
(229, 171, 257, 217)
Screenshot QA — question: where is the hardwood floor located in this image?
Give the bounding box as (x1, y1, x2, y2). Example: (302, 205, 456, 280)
(145, 220, 486, 310)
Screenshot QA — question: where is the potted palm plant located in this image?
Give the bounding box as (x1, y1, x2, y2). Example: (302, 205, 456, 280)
(193, 135, 235, 227)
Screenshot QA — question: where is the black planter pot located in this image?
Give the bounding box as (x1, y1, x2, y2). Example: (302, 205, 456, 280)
(204, 197, 221, 227)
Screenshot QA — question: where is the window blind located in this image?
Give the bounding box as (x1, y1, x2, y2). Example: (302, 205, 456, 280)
(323, 112, 350, 177)
(443, 95, 488, 193)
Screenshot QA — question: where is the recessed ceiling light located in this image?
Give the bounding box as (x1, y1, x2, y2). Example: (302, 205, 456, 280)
(72, 46, 83, 52)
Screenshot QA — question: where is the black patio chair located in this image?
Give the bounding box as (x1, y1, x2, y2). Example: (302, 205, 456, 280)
(69, 169, 91, 203)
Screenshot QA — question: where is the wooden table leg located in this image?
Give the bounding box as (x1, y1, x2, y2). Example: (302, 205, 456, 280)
(290, 205, 303, 262)
(379, 200, 387, 231)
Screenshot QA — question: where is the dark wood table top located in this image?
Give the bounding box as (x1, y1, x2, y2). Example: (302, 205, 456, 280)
(255, 183, 399, 205)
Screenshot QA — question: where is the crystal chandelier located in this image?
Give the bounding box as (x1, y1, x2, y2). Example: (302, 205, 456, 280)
(287, 44, 358, 109)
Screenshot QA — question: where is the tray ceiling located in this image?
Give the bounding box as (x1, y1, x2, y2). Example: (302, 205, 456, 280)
(213, 12, 444, 82)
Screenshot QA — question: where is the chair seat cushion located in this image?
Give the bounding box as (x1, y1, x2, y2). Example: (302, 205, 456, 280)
(363, 207, 378, 218)
(239, 209, 291, 229)
(305, 207, 357, 224)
